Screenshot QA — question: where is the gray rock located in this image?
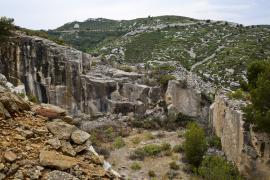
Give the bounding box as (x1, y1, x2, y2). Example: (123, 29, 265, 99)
(47, 138, 62, 149)
(61, 140, 76, 156)
(46, 120, 77, 140)
(71, 130, 90, 144)
(46, 170, 78, 180)
(165, 80, 209, 119)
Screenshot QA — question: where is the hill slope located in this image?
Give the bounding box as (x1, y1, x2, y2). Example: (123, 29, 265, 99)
(49, 16, 270, 88)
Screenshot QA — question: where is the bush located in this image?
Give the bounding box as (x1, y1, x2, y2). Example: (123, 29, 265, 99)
(130, 144, 165, 160)
(161, 143, 171, 151)
(228, 89, 247, 100)
(207, 135, 222, 149)
(113, 137, 125, 149)
(148, 170, 156, 177)
(198, 156, 243, 180)
(118, 64, 133, 72)
(28, 95, 38, 103)
(169, 161, 180, 170)
(130, 162, 141, 171)
(244, 61, 270, 133)
(17, 93, 25, 98)
(131, 136, 141, 144)
(0, 17, 14, 41)
(183, 122, 207, 167)
(143, 144, 163, 156)
(173, 144, 184, 153)
(158, 74, 176, 86)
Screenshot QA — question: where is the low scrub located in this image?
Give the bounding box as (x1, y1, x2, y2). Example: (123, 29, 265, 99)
(198, 155, 243, 180)
(130, 162, 141, 171)
(129, 143, 170, 160)
(113, 136, 125, 149)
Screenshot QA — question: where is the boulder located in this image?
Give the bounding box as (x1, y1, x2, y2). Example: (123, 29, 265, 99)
(39, 151, 77, 170)
(46, 120, 77, 140)
(71, 130, 91, 145)
(36, 104, 67, 120)
(0, 92, 30, 116)
(165, 80, 209, 119)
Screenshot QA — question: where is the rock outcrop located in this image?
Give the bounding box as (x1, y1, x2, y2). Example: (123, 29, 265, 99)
(165, 80, 210, 120)
(0, 34, 161, 116)
(210, 92, 270, 179)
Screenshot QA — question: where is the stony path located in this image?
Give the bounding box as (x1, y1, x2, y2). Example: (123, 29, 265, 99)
(190, 45, 225, 72)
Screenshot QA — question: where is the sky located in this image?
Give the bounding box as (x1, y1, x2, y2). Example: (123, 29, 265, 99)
(0, 0, 269, 30)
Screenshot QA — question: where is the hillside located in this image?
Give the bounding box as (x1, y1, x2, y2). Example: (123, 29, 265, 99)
(49, 16, 270, 88)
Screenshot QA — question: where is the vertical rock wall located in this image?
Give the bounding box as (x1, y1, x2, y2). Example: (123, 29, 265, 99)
(0, 35, 91, 113)
(210, 94, 270, 179)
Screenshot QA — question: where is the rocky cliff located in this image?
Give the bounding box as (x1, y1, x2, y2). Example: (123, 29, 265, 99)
(0, 34, 162, 116)
(0, 34, 212, 120)
(210, 92, 270, 179)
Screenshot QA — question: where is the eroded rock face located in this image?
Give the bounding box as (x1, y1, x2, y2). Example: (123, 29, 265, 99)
(210, 93, 270, 179)
(0, 35, 161, 116)
(165, 80, 210, 119)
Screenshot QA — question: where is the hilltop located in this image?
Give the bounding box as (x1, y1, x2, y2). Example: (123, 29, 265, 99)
(49, 15, 270, 89)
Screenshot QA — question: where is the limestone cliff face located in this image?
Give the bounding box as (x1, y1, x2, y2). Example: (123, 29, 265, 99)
(0, 35, 91, 113)
(210, 93, 270, 179)
(165, 80, 210, 119)
(0, 34, 159, 115)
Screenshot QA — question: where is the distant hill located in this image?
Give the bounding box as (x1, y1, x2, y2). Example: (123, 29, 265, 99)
(48, 15, 270, 87)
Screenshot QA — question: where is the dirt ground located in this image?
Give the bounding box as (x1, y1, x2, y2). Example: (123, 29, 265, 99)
(106, 129, 194, 180)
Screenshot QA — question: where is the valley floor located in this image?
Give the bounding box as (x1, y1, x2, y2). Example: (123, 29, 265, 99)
(105, 129, 194, 179)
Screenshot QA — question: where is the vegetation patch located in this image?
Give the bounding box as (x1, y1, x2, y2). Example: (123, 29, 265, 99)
(183, 122, 207, 167)
(198, 155, 243, 180)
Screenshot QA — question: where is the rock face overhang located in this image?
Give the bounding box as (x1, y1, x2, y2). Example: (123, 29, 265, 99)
(0, 34, 161, 116)
(210, 93, 270, 179)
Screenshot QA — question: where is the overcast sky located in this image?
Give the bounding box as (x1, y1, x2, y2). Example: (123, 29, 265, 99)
(1, 0, 269, 30)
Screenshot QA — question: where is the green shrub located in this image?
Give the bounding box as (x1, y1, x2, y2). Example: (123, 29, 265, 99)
(183, 122, 207, 167)
(228, 89, 247, 100)
(173, 144, 184, 153)
(130, 144, 164, 160)
(148, 170, 156, 177)
(158, 74, 176, 86)
(207, 135, 222, 149)
(28, 95, 38, 103)
(0, 17, 14, 41)
(131, 136, 141, 144)
(118, 64, 133, 72)
(113, 137, 125, 149)
(244, 61, 270, 133)
(198, 156, 243, 180)
(17, 93, 25, 98)
(143, 144, 163, 156)
(161, 143, 171, 151)
(169, 161, 180, 170)
(130, 162, 141, 171)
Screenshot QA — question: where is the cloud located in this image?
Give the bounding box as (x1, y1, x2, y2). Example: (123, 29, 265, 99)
(0, 0, 269, 29)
